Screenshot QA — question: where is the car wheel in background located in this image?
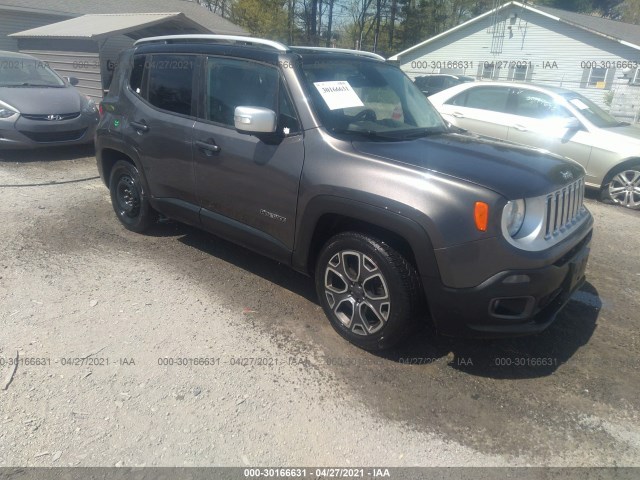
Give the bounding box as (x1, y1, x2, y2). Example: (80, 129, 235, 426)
(601, 165, 640, 210)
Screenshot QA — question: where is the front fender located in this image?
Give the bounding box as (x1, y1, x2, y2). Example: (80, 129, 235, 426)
(292, 194, 441, 280)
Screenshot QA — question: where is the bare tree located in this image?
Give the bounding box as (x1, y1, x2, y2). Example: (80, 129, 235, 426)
(388, 0, 397, 49)
(195, 0, 231, 17)
(325, 0, 336, 46)
(349, 0, 375, 49)
(310, 0, 319, 44)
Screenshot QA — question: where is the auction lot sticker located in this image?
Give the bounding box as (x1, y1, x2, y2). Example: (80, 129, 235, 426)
(314, 81, 364, 110)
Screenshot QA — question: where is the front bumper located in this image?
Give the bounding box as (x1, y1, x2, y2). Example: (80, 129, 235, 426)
(0, 113, 98, 149)
(425, 228, 592, 337)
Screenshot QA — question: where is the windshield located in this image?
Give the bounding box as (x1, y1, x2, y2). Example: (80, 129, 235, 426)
(0, 56, 65, 87)
(561, 92, 623, 128)
(300, 57, 447, 139)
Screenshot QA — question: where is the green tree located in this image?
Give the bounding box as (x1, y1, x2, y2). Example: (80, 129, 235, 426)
(538, 0, 625, 16)
(230, 0, 290, 40)
(618, 0, 640, 22)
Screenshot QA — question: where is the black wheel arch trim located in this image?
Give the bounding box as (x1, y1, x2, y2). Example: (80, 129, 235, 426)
(292, 195, 441, 280)
(96, 136, 151, 198)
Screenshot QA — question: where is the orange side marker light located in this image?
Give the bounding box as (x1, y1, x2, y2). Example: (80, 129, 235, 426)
(474, 201, 489, 232)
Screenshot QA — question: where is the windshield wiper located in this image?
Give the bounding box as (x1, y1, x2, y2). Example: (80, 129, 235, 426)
(395, 127, 447, 140)
(2, 82, 63, 87)
(331, 128, 404, 141)
(601, 121, 630, 128)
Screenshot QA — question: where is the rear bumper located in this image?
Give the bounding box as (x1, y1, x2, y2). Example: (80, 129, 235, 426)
(425, 228, 592, 337)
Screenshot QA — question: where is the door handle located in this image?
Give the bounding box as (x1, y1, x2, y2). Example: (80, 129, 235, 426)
(513, 124, 528, 132)
(195, 140, 221, 154)
(452, 112, 465, 118)
(130, 121, 149, 133)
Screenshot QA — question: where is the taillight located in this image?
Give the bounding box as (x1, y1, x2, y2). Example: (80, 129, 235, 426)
(98, 103, 105, 116)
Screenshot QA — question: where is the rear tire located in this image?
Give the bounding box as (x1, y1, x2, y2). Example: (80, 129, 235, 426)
(109, 160, 156, 233)
(600, 165, 640, 210)
(315, 232, 421, 350)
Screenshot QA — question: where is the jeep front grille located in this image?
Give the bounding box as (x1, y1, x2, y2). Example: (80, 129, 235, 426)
(544, 178, 585, 240)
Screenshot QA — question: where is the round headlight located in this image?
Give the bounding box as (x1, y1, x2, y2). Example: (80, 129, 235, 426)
(503, 199, 526, 237)
(82, 96, 97, 113)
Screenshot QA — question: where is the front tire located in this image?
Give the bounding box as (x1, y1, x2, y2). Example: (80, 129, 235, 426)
(315, 232, 421, 350)
(109, 160, 156, 232)
(601, 165, 640, 210)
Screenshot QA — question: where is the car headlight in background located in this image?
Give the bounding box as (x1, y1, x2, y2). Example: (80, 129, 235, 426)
(0, 100, 18, 119)
(82, 95, 97, 113)
(503, 199, 526, 237)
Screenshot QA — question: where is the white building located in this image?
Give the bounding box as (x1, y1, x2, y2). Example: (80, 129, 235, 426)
(389, 1, 640, 121)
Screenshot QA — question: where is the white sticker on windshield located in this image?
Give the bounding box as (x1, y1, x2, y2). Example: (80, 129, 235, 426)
(313, 81, 364, 110)
(569, 98, 589, 110)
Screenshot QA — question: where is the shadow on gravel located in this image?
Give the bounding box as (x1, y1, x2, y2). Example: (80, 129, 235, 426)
(147, 218, 601, 380)
(0, 144, 95, 163)
(164, 221, 319, 304)
(377, 281, 601, 379)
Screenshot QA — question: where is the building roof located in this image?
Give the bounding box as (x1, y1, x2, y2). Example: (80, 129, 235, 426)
(389, 1, 640, 60)
(9, 13, 209, 40)
(0, 0, 247, 35)
(535, 4, 640, 47)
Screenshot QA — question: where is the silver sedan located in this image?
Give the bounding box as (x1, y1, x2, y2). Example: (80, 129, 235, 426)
(429, 81, 640, 209)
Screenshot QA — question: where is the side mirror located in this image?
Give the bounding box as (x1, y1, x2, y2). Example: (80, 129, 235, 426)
(234, 106, 277, 134)
(66, 76, 79, 86)
(563, 117, 581, 130)
(446, 121, 467, 134)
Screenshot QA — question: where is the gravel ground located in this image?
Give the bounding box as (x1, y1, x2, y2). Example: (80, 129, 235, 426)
(0, 146, 639, 468)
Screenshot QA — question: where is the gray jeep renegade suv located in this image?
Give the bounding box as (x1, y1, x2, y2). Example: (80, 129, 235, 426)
(96, 35, 593, 350)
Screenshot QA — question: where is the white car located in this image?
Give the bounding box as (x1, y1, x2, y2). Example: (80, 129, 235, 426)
(429, 81, 640, 209)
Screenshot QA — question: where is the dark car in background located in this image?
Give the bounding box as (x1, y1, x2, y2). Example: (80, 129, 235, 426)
(0, 51, 99, 149)
(413, 74, 475, 96)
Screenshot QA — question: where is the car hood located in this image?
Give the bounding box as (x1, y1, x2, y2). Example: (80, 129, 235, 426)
(598, 124, 640, 145)
(0, 86, 81, 114)
(352, 132, 585, 199)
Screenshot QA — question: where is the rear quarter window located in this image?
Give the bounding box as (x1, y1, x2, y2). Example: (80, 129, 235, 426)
(129, 55, 145, 95)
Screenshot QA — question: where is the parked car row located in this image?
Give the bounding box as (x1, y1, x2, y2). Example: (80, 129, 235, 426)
(427, 81, 640, 210)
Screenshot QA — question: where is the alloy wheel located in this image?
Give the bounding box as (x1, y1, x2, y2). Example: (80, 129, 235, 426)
(608, 169, 640, 209)
(323, 250, 391, 336)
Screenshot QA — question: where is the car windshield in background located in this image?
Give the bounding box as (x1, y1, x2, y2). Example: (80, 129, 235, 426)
(300, 58, 446, 140)
(0, 56, 65, 87)
(561, 92, 623, 128)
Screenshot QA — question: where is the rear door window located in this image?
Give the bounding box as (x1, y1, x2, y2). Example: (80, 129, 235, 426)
(447, 86, 510, 113)
(146, 54, 196, 116)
